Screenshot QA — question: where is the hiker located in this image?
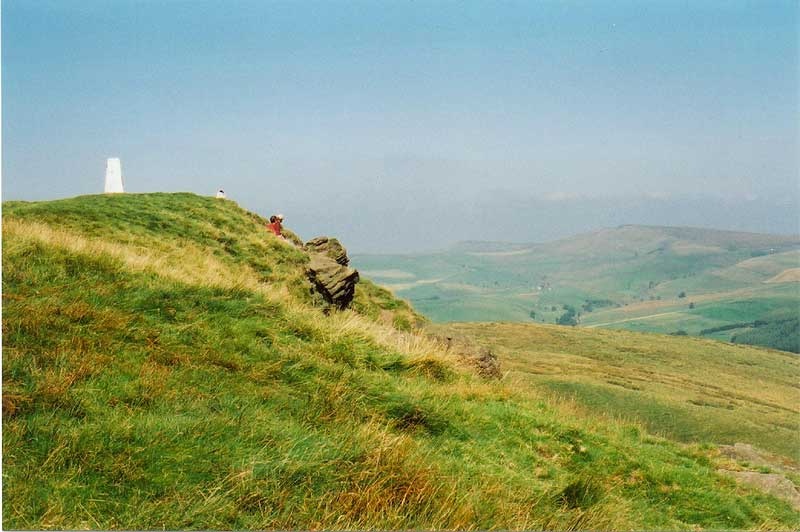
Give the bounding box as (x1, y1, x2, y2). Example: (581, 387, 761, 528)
(267, 214, 284, 238)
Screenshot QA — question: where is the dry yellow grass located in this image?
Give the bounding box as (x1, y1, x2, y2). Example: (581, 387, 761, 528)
(3, 217, 264, 294)
(766, 268, 800, 283)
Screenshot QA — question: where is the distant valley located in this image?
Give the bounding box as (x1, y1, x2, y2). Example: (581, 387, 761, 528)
(354, 225, 800, 352)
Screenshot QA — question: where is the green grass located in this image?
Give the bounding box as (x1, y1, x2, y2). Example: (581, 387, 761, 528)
(433, 322, 800, 460)
(692, 298, 795, 322)
(3, 194, 799, 529)
(351, 279, 423, 331)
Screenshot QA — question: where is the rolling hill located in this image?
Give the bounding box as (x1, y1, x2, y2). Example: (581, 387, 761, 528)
(354, 225, 800, 350)
(3, 194, 799, 529)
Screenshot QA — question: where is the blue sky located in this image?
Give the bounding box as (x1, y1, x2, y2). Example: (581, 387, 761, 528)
(3, 1, 798, 251)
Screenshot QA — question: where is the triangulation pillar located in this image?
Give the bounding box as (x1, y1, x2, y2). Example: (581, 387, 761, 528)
(104, 158, 125, 193)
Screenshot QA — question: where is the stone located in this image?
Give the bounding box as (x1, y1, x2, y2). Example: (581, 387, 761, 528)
(718, 442, 800, 510)
(305, 237, 349, 266)
(305, 242, 360, 310)
(434, 335, 501, 379)
(473, 346, 501, 379)
(721, 470, 800, 510)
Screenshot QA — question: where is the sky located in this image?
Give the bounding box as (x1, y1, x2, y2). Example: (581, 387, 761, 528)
(3, 0, 798, 252)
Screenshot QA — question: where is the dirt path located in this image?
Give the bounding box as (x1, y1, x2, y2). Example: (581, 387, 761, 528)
(766, 268, 800, 283)
(584, 311, 683, 328)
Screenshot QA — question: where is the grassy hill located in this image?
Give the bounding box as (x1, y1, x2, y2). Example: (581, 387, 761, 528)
(431, 322, 800, 460)
(353, 225, 800, 350)
(3, 194, 799, 529)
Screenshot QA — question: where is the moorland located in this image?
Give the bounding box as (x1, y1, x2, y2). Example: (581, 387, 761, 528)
(3, 194, 798, 529)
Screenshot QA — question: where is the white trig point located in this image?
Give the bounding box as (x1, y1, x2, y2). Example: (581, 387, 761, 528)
(104, 158, 125, 193)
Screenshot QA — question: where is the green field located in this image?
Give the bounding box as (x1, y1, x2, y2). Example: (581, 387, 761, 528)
(3, 194, 799, 529)
(354, 226, 800, 351)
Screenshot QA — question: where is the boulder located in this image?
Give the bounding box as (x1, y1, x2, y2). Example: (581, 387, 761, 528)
(434, 335, 501, 379)
(305, 237, 349, 266)
(305, 237, 359, 309)
(720, 471, 800, 510)
(473, 346, 501, 379)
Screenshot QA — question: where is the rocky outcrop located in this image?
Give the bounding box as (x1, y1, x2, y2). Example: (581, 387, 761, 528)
(720, 471, 800, 510)
(434, 334, 501, 379)
(718, 443, 800, 510)
(305, 237, 359, 309)
(305, 237, 350, 266)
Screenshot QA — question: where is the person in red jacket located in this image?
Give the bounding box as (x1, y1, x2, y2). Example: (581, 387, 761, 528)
(267, 214, 284, 237)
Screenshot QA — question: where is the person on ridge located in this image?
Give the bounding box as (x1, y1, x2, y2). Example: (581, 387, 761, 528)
(266, 214, 284, 238)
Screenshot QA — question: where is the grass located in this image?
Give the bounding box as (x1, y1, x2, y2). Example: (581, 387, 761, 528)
(3, 193, 799, 529)
(432, 322, 800, 460)
(351, 278, 424, 331)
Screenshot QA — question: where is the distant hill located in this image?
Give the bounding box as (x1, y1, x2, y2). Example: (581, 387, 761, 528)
(454, 225, 799, 256)
(448, 240, 534, 254)
(354, 225, 800, 351)
(3, 196, 798, 528)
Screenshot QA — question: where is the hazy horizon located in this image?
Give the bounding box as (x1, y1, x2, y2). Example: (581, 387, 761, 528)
(342, 192, 800, 254)
(3, 1, 798, 252)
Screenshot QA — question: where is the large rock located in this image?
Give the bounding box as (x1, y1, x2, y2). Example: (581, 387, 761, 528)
(433, 334, 501, 379)
(305, 237, 359, 309)
(305, 236, 349, 266)
(720, 471, 800, 510)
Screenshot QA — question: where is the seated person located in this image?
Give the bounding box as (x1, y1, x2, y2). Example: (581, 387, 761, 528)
(266, 214, 284, 237)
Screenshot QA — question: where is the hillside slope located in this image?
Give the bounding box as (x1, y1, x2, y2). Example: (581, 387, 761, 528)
(3, 194, 798, 529)
(431, 322, 800, 460)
